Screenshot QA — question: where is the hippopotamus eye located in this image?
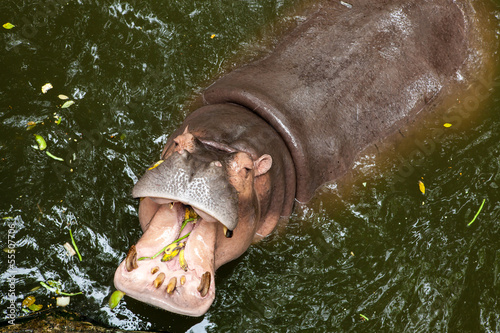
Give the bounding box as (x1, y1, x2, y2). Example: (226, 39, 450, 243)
(243, 166, 252, 176)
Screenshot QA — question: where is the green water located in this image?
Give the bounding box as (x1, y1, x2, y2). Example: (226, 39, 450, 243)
(1, 0, 500, 331)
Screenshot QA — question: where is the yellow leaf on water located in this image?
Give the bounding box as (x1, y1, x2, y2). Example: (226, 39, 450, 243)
(3, 22, 15, 29)
(443, 123, 452, 128)
(41, 83, 53, 94)
(418, 180, 425, 194)
(58, 94, 69, 100)
(27, 121, 37, 130)
(210, 34, 216, 39)
(22, 296, 36, 308)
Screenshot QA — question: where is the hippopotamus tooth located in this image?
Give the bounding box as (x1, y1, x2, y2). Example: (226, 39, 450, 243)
(166, 277, 177, 295)
(197, 272, 211, 298)
(153, 273, 165, 289)
(124, 245, 138, 272)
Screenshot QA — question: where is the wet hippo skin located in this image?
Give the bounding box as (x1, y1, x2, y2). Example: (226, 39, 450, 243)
(114, 0, 490, 316)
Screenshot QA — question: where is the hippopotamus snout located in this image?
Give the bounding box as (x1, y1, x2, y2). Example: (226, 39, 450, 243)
(132, 135, 240, 233)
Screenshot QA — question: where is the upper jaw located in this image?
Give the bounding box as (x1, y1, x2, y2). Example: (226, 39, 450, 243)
(131, 151, 239, 232)
(113, 201, 219, 317)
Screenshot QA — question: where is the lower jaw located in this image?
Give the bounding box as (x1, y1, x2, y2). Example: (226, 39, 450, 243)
(114, 242, 216, 316)
(114, 261, 215, 316)
(113, 203, 217, 316)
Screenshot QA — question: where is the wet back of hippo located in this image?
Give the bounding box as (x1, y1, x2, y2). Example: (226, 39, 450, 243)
(204, 0, 469, 202)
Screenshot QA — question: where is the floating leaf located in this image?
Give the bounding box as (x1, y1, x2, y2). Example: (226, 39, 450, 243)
(27, 121, 37, 130)
(468, 199, 486, 226)
(360, 314, 369, 321)
(28, 304, 43, 312)
(109, 290, 126, 309)
(61, 100, 74, 109)
(46, 151, 64, 161)
(443, 123, 452, 128)
(3, 22, 15, 29)
(55, 116, 62, 125)
(58, 94, 69, 100)
(69, 228, 82, 261)
(418, 180, 425, 194)
(56, 296, 70, 307)
(22, 296, 36, 308)
(41, 83, 53, 94)
(210, 34, 216, 39)
(34, 134, 47, 151)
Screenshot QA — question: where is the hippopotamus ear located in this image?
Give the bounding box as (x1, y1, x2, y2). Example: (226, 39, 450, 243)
(254, 154, 272, 177)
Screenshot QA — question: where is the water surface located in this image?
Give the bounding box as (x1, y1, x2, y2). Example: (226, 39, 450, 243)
(1, 0, 500, 331)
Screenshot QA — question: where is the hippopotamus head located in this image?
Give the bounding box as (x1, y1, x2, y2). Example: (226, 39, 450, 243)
(114, 104, 295, 316)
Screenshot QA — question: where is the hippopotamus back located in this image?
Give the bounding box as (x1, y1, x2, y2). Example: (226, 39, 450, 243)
(203, 0, 469, 202)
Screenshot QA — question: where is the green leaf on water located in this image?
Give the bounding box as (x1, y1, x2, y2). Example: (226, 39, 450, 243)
(28, 304, 43, 312)
(360, 314, 369, 321)
(46, 151, 64, 161)
(467, 199, 486, 226)
(109, 290, 125, 309)
(69, 228, 82, 261)
(61, 100, 75, 109)
(34, 134, 47, 151)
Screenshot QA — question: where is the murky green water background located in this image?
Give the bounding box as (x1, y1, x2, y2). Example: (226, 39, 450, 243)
(1, 0, 500, 332)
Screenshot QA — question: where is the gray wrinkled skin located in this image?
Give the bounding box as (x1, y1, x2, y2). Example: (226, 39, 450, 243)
(132, 150, 239, 230)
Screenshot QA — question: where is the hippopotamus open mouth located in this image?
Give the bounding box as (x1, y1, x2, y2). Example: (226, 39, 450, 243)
(114, 133, 242, 316)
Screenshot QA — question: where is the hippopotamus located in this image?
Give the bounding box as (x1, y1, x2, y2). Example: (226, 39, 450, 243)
(114, 0, 490, 316)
